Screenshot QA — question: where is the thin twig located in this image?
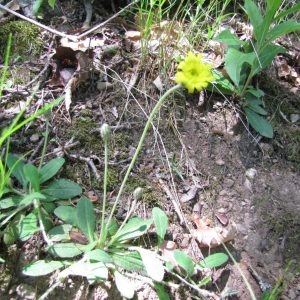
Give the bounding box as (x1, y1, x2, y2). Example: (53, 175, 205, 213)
(76, 0, 139, 40)
(0, 4, 78, 41)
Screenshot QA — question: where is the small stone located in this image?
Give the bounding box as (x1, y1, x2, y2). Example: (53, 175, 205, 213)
(245, 168, 257, 179)
(290, 114, 299, 123)
(216, 159, 225, 166)
(30, 134, 39, 142)
(224, 178, 234, 188)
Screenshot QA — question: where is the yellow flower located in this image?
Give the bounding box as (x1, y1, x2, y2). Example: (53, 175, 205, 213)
(175, 52, 214, 93)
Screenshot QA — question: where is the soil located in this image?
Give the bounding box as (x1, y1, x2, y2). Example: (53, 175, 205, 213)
(0, 1, 299, 299)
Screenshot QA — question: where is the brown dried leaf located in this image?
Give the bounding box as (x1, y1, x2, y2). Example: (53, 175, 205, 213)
(214, 211, 229, 226)
(192, 214, 236, 248)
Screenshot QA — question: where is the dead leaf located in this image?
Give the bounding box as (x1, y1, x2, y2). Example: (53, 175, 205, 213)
(214, 211, 229, 226)
(180, 186, 199, 203)
(192, 214, 236, 248)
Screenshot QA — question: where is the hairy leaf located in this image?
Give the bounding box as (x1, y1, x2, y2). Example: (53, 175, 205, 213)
(18, 212, 39, 241)
(85, 249, 113, 264)
(54, 206, 77, 226)
(225, 48, 255, 88)
(76, 197, 96, 242)
(114, 271, 135, 299)
(245, 108, 273, 138)
(198, 253, 228, 269)
(214, 30, 244, 47)
(23, 164, 40, 191)
(152, 207, 168, 244)
(266, 20, 300, 44)
(113, 217, 153, 243)
(244, 0, 263, 41)
(42, 179, 82, 200)
(23, 260, 64, 276)
(173, 250, 194, 276)
(40, 157, 65, 183)
(135, 247, 164, 282)
(6, 154, 27, 188)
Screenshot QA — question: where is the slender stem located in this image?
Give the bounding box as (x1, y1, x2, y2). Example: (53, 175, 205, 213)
(33, 199, 53, 246)
(105, 84, 182, 247)
(99, 138, 109, 245)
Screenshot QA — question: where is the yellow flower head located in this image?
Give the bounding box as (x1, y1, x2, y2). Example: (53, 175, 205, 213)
(175, 52, 214, 93)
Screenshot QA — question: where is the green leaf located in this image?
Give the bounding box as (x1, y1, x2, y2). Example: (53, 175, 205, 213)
(266, 0, 284, 20)
(3, 214, 21, 245)
(40, 157, 65, 183)
(245, 108, 274, 138)
(266, 20, 300, 44)
(6, 154, 27, 188)
(275, 3, 300, 21)
(54, 206, 77, 226)
(23, 260, 64, 276)
(76, 197, 96, 242)
(18, 212, 39, 241)
(40, 208, 53, 231)
(60, 261, 108, 282)
(154, 282, 170, 300)
(113, 217, 153, 243)
(85, 249, 113, 264)
(0, 195, 22, 209)
(42, 179, 82, 200)
(114, 271, 135, 299)
(48, 0, 56, 9)
(244, 0, 263, 41)
(19, 192, 46, 206)
(252, 44, 286, 75)
(135, 248, 164, 282)
(198, 275, 212, 287)
(214, 30, 244, 47)
(246, 86, 264, 98)
(33, 0, 44, 15)
(224, 48, 255, 88)
(198, 253, 229, 269)
(47, 242, 86, 258)
(208, 69, 236, 95)
(173, 250, 194, 276)
(23, 164, 40, 191)
(244, 93, 268, 116)
(111, 251, 145, 273)
(152, 207, 168, 244)
(48, 224, 72, 242)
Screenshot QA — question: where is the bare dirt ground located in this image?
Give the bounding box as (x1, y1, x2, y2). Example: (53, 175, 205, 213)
(0, 1, 300, 299)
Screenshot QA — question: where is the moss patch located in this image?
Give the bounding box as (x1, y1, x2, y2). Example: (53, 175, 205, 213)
(0, 21, 43, 62)
(66, 115, 104, 154)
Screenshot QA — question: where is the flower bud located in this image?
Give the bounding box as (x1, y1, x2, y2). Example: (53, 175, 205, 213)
(133, 187, 144, 201)
(100, 123, 111, 142)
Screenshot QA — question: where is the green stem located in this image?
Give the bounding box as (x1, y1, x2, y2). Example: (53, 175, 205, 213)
(99, 137, 109, 245)
(105, 84, 182, 247)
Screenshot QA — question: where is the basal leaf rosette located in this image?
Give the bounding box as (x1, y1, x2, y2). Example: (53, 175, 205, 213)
(175, 52, 214, 93)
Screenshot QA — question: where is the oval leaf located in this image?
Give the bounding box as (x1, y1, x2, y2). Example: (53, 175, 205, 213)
(42, 179, 82, 200)
(245, 108, 273, 138)
(174, 250, 194, 276)
(54, 206, 77, 226)
(199, 253, 228, 269)
(76, 197, 96, 242)
(152, 207, 168, 244)
(135, 248, 164, 282)
(114, 271, 135, 299)
(23, 260, 64, 276)
(40, 157, 65, 183)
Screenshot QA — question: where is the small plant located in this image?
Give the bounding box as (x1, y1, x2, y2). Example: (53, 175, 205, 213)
(213, 0, 300, 138)
(20, 53, 226, 299)
(0, 155, 82, 245)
